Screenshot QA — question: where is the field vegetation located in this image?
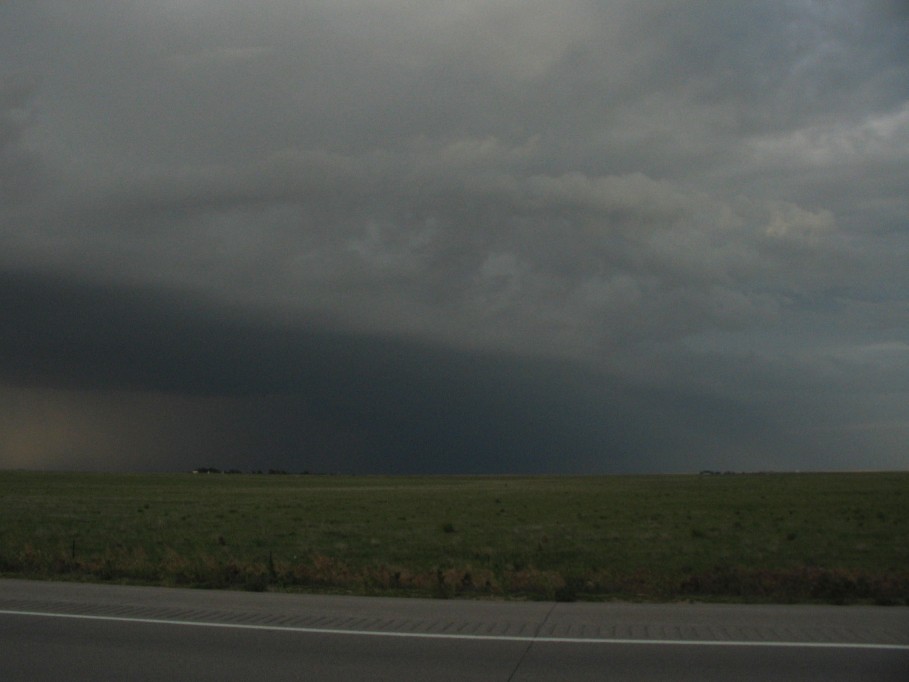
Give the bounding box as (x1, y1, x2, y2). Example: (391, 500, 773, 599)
(1, 471, 907, 604)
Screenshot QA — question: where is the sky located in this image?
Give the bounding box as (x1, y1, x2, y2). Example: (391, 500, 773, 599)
(1, 1, 907, 474)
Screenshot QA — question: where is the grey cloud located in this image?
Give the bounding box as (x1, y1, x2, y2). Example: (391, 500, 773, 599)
(5, 271, 837, 474)
(0, 1, 906, 472)
(0, 74, 48, 205)
(2, 130, 892, 372)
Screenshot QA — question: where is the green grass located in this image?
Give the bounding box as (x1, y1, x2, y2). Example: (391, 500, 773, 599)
(1, 471, 907, 603)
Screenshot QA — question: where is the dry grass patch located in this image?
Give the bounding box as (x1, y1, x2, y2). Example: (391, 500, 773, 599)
(1, 471, 907, 603)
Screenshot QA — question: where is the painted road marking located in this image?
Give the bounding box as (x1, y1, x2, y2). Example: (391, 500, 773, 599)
(2, 609, 908, 651)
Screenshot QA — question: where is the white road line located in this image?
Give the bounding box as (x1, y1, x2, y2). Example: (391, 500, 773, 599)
(2, 609, 907, 651)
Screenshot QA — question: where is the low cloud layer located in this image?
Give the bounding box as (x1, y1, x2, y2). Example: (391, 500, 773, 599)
(1, 2, 907, 472)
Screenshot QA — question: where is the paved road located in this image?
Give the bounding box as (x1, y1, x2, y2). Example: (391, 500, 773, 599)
(1, 579, 906, 680)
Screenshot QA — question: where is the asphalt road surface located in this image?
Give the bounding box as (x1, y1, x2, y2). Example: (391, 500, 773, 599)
(1, 579, 907, 680)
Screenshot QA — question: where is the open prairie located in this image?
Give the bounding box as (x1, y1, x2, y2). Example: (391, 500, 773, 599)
(1, 472, 906, 603)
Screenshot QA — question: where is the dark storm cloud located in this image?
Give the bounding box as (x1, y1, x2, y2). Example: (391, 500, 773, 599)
(0, 1, 907, 472)
(0, 271, 808, 473)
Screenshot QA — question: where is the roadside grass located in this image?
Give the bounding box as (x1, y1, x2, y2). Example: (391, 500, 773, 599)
(1, 471, 906, 604)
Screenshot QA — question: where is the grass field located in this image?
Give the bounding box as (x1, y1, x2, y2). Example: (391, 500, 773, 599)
(1, 471, 907, 604)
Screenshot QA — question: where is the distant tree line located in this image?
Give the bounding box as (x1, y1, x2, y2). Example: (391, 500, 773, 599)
(191, 468, 314, 475)
(698, 470, 786, 476)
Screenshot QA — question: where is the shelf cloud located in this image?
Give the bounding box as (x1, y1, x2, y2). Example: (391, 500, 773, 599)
(1, 2, 907, 472)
